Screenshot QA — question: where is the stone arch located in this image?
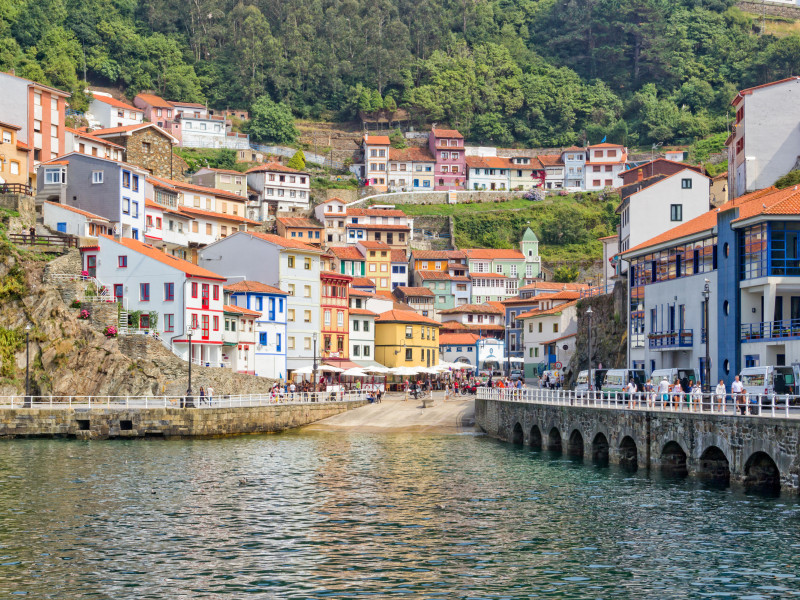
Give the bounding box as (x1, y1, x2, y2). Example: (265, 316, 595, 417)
(529, 425, 542, 450)
(619, 436, 638, 471)
(591, 432, 609, 465)
(744, 451, 781, 495)
(547, 427, 562, 452)
(511, 422, 524, 445)
(567, 429, 584, 457)
(698, 446, 730, 486)
(661, 441, 688, 478)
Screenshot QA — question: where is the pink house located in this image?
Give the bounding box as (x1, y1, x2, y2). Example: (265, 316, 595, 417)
(133, 93, 182, 143)
(429, 126, 466, 190)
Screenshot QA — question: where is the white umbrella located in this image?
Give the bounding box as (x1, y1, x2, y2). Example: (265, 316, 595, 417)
(341, 367, 368, 377)
(319, 364, 345, 373)
(365, 365, 390, 373)
(292, 365, 315, 375)
(390, 366, 420, 376)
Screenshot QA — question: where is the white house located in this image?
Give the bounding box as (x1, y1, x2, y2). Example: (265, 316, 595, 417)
(80, 234, 227, 367)
(143, 199, 191, 260)
(727, 76, 800, 200)
(247, 162, 311, 218)
(617, 168, 711, 256)
(43, 201, 111, 238)
(315, 197, 349, 245)
(348, 306, 377, 365)
(466, 156, 512, 190)
(519, 300, 578, 379)
(88, 93, 144, 129)
(198, 232, 323, 375)
(64, 127, 124, 161)
(584, 142, 628, 190)
(439, 332, 482, 368)
(390, 249, 409, 289)
(226, 280, 288, 381)
(222, 303, 260, 375)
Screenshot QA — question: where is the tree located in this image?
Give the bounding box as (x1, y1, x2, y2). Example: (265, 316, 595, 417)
(775, 170, 800, 190)
(247, 95, 298, 145)
(553, 266, 580, 283)
(287, 150, 306, 170)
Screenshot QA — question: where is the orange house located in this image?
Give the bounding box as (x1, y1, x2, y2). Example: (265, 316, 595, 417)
(320, 270, 352, 359)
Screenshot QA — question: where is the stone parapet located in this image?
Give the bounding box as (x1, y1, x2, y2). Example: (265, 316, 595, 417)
(0, 401, 367, 440)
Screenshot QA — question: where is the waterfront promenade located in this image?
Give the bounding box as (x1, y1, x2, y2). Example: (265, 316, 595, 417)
(476, 388, 800, 494)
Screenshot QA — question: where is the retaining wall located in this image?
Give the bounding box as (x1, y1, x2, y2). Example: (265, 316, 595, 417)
(0, 401, 367, 440)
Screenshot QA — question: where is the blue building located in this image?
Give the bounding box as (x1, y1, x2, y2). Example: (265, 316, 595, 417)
(225, 280, 288, 380)
(622, 185, 800, 385)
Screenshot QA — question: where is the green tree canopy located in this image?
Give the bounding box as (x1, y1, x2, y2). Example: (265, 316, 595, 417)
(247, 96, 298, 145)
(287, 150, 306, 170)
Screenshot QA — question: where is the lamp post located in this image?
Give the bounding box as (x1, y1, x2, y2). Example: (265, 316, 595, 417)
(702, 279, 711, 394)
(505, 323, 511, 378)
(312, 332, 318, 390)
(23, 324, 31, 408)
(185, 326, 195, 408)
(586, 307, 593, 393)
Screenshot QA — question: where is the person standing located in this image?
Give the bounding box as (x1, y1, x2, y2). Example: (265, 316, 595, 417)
(199, 386, 205, 406)
(731, 375, 745, 415)
(626, 378, 637, 408)
(657, 377, 670, 408)
(289, 380, 296, 400)
(714, 379, 726, 412)
(207, 385, 214, 406)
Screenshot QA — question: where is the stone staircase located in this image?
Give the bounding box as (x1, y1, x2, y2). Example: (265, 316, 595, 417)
(118, 309, 129, 335)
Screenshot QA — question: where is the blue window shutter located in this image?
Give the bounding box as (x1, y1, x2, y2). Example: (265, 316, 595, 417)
(57, 222, 67, 233)
(259, 332, 267, 345)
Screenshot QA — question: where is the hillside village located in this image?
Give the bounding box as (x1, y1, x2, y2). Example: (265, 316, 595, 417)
(2, 71, 800, 388)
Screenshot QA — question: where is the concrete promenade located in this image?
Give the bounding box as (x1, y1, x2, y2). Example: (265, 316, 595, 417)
(307, 392, 475, 433)
(476, 388, 800, 494)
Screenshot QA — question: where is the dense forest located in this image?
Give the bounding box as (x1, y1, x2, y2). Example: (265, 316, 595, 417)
(2, 0, 799, 147)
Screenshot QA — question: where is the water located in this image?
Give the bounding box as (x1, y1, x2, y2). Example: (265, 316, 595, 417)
(1, 433, 799, 599)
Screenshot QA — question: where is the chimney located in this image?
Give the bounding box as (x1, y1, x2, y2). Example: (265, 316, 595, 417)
(636, 168, 643, 182)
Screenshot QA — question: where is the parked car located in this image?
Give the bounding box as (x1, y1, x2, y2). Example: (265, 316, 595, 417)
(650, 368, 698, 395)
(739, 366, 799, 405)
(602, 369, 646, 399)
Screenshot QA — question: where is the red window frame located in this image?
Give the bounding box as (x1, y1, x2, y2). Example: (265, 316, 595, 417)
(191, 282, 198, 298)
(118, 255, 127, 268)
(201, 284, 210, 309)
(213, 315, 219, 331)
(140, 283, 150, 301)
(156, 217, 162, 229)
(164, 282, 174, 301)
(191, 313, 199, 329)
(212, 285, 219, 301)
(164, 313, 174, 332)
(201, 315, 210, 340)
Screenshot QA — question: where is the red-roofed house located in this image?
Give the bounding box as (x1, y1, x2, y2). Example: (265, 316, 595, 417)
(537, 154, 565, 190)
(246, 161, 310, 218)
(358, 240, 393, 292)
(64, 127, 125, 162)
(81, 234, 226, 370)
(388, 146, 436, 190)
(519, 299, 579, 378)
(321, 270, 352, 361)
(88, 93, 144, 129)
(192, 167, 248, 197)
(360, 133, 391, 191)
(276, 217, 323, 246)
(314, 197, 349, 244)
(374, 309, 441, 368)
(90, 122, 182, 180)
(429, 126, 466, 190)
(466, 156, 514, 190)
(0, 120, 30, 189)
(463, 228, 541, 300)
(43, 200, 111, 239)
(727, 76, 800, 200)
(585, 142, 628, 190)
(345, 206, 413, 248)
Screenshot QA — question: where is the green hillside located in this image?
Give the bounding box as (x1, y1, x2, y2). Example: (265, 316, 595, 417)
(2, 0, 798, 147)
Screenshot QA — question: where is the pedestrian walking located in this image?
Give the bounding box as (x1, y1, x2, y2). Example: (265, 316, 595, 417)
(731, 376, 745, 415)
(671, 379, 683, 409)
(198, 386, 205, 405)
(207, 385, 214, 406)
(690, 382, 703, 411)
(644, 378, 655, 407)
(714, 379, 726, 412)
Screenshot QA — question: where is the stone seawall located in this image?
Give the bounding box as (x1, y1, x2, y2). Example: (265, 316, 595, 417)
(737, 0, 800, 19)
(0, 401, 367, 440)
(476, 397, 800, 493)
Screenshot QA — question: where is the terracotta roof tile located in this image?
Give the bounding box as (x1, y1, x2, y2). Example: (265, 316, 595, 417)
(320, 270, 353, 281)
(43, 201, 109, 222)
(470, 272, 508, 278)
(358, 240, 391, 250)
(517, 300, 578, 319)
(388, 147, 435, 162)
(177, 205, 259, 225)
(390, 249, 407, 262)
(149, 175, 249, 202)
(66, 127, 125, 149)
(537, 154, 563, 167)
(376, 309, 440, 325)
(519, 281, 589, 292)
(348, 208, 407, 217)
(99, 234, 225, 280)
(245, 161, 308, 175)
(463, 248, 525, 260)
(439, 303, 504, 315)
(243, 231, 323, 252)
(439, 333, 482, 345)
(224, 280, 287, 295)
(465, 156, 514, 169)
(91, 95, 142, 112)
(394, 286, 434, 297)
(223, 304, 261, 317)
(363, 134, 391, 145)
(350, 277, 376, 287)
(135, 93, 173, 108)
(330, 246, 365, 260)
(277, 217, 323, 228)
(412, 250, 466, 260)
(91, 123, 178, 143)
(348, 307, 378, 317)
(417, 271, 455, 281)
(431, 128, 464, 139)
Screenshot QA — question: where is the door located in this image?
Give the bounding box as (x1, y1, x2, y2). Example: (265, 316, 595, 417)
(86, 255, 97, 278)
(113, 284, 123, 302)
(56, 222, 67, 233)
(201, 284, 209, 309)
(413, 179, 419, 187)
(201, 315, 210, 340)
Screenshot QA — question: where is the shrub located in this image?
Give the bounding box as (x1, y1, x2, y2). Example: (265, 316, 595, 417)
(103, 325, 118, 337)
(70, 299, 81, 309)
(79, 309, 90, 320)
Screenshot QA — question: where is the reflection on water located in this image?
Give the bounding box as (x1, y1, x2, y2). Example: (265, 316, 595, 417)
(0, 433, 798, 599)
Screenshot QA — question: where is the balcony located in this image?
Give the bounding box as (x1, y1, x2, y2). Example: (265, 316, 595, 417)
(741, 319, 800, 342)
(648, 329, 693, 350)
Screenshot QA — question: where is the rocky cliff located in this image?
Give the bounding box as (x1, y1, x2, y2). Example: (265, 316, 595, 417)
(566, 281, 628, 386)
(0, 244, 277, 398)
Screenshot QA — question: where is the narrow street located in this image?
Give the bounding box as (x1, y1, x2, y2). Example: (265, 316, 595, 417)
(304, 392, 475, 433)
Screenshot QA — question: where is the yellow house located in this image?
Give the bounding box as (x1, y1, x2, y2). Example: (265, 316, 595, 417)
(375, 309, 441, 368)
(0, 121, 30, 189)
(358, 240, 393, 292)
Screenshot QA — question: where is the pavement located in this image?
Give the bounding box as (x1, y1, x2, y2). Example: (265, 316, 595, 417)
(304, 392, 476, 433)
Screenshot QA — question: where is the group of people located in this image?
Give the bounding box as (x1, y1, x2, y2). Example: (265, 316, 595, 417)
(539, 372, 562, 389)
(619, 376, 754, 414)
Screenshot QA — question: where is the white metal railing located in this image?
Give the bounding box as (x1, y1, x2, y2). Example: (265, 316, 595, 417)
(50, 273, 112, 302)
(0, 390, 372, 409)
(476, 387, 800, 419)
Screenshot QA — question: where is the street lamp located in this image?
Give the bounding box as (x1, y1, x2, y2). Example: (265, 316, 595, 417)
(505, 322, 512, 378)
(312, 332, 318, 389)
(185, 326, 195, 408)
(586, 307, 593, 393)
(23, 324, 31, 408)
(702, 279, 711, 394)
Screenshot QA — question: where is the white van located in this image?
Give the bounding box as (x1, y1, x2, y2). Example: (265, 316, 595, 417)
(650, 368, 698, 394)
(602, 369, 646, 399)
(739, 366, 798, 404)
(573, 369, 608, 396)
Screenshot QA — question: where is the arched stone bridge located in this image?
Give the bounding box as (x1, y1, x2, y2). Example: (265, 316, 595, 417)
(475, 396, 800, 494)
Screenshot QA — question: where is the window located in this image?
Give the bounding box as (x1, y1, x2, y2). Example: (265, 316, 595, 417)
(553, 323, 559, 333)
(324, 310, 331, 326)
(405, 348, 412, 361)
(132, 175, 139, 192)
(122, 197, 130, 214)
(304, 285, 311, 297)
(164, 282, 174, 301)
(288, 284, 295, 296)
(353, 320, 359, 332)
(191, 282, 198, 298)
(363, 320, 369, 332)
(304, 310, 311, 322)
(289, 337, 296, 350)
(131, 201, 139, 218)
(405, 326, 413, 339)
(122, 171, 131, 188)
(353, 345, 361, 357)
(164, 314, 174, 332)
(91, 171, 103, 184)
(288, 309, 295, 322)
(681, 178, 692, 189)
(118, 255, 127, 268)
(288, 255, 295, 268)
(142, 142, 151, 154)
(337, 311, 344, 327)
(140, 283, 150, 301)
(259, 332, 267, 346)
(304, 258, 311, 270)
(670, 204, 683, 222)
